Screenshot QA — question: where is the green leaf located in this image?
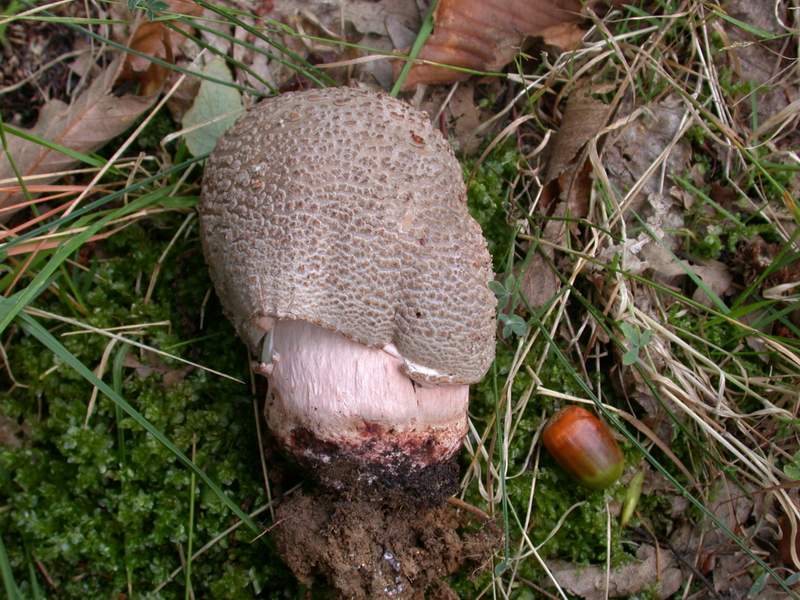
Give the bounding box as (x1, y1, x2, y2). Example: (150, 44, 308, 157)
(748, 571, 768, 597)
(622, 347, 639, 366)
(488, 280, 510, 305)
(182, 57, 244, 157)
(499, 313, 527, 338)
(619, 322, 637, 343)
(494, 560, 509, 576)
(488, 280, 506, 296)
(621, 470, 645, 528)
(784, 452, 800, 480)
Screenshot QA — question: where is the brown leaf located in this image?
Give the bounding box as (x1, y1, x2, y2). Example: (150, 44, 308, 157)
(518, 252, 560, 311)
(123, 351, 194, 385)
(550, 544, 683, 599)
(0, 58, 156, 220)
(546, 90, 611, 185)
(721, 0, 798, 143)
(540, 21, 587, 51)
(546, 88, 613, 222)
(398, 0, 620, 89)
(273, 0, 420, 38)
(597, 97, 692, 282)
(603, 96, 692, 213)
(437, 83, 485, 154)
(343, 0, 420, 37)
(692, 260, 733, 307)
(0, 415, 29, 449)
(117, 0, 202, 95)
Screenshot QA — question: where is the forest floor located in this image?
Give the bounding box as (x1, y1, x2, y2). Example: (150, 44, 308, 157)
(1, 0, 799, 598)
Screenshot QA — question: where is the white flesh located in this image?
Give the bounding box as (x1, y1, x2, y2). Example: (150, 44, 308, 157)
(265, 320, 469, 467)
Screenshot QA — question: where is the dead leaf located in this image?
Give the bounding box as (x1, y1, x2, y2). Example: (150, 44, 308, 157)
(603, 96, 692, 213)
(123, 351, 193, 385)
(445, 84, 483, 154)
(546, 88, 613, 221)
(232, 14, 275, 96)
(546, 90, 611, 185)
(398, 0, 621, 89)
(669, 480, 773, 600)
(273, 0, 420, 38)
(540, 21, 588, 51)
(550, 544, 683, 599)
(343, 0, 420, 37)
(0, 57, 156, 221)
(720, 0, 798, 144)
(692, 260, 733, 307)
(0, 415, 29, 449)
(117, 0, 203, 96)
(518, 253, 560, 311)
(597, 97, 692, 282)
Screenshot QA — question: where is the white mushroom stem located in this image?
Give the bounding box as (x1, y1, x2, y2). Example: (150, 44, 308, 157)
(265, 320, 469, 471)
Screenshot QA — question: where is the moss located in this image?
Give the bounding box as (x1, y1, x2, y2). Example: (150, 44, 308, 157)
(451, 338, 631, 596)
(135, 110, 177, 152)
(448, 146, 638, 596)
(0, 217, 297, 598)
(464, 142, 519, 271)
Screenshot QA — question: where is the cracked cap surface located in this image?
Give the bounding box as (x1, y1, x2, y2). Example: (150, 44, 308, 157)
(199, 86, 496, 384)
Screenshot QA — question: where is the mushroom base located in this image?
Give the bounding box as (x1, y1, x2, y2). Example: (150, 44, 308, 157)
(280, 426, 461, 503)
(264, 320, 469, 502)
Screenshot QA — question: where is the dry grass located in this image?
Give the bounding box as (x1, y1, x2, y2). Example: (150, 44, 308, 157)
(1, 0, 799, 598)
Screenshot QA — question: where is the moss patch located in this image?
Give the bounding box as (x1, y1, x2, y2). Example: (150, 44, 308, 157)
(0, 216, 297, 598)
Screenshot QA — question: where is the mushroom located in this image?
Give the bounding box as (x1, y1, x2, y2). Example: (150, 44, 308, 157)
(199, 87, 496, 499)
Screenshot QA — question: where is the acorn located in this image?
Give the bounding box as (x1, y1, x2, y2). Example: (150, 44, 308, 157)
(542, 406, 624, 490)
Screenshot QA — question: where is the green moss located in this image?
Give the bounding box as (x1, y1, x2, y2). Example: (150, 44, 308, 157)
(0, 217, 297, 598)
(135, 110, 177, 152)
(450, 337, 631, 596)
(448, 146, 639, 596)
(464, 143, 519, 271)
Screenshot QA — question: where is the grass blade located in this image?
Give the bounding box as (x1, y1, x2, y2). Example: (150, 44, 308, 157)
(6, 305, 260, 534)
(0, 535, 22, 600)
(0, 155, 205, 255)
(0, 187, 172, 336)
(2, 122, 106, 168)
(390, 0, 437, 96)
(186, 436, 197, 600)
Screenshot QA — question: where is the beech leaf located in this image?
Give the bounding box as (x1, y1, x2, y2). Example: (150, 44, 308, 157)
(118, 0, 203, 95)
(0, 57, 156, 221)
(398, 0, 623, 89)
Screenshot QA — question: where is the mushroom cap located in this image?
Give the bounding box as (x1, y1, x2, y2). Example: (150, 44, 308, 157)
(199, 86, 496, 384)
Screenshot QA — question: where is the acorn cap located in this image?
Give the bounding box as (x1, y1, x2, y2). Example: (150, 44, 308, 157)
(199, 86, 496, 385)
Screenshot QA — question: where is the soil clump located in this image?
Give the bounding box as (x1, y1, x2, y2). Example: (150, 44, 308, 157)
(273, 489, 500, 599)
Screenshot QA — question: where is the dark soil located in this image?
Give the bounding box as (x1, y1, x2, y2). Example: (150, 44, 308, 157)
(0, 4, 80, 127)
(273, 490, 501, 599)
(285, 426, 461, 504)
